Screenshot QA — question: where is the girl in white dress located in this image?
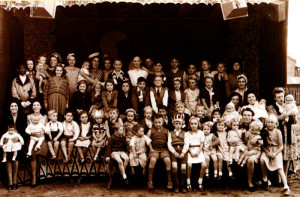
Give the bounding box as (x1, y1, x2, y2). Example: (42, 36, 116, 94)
(186, 117, 206, 192)
(184, 77, 200, 116)
(75, 111, 92, 163)
(0, 125, 24, 162)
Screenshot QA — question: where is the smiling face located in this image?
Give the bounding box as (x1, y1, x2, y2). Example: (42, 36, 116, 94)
(82, 61, 90, 70)
(50, 57, 58, 67)
(196, 106, 205, 117)
(205, 78, 213, 89)
(32, 117, 40, 125)
(158, 108, 167, 117)
(266, 118, 276, 130)
(153, 76, 163, 87)
(231, 95, 239, 106)
(39, 56, 47, 65)
(79, 83, 87, 93)
(68, 56, 76, 66)
(137, 81, 146, 91)
(173, 80, 181, 91)
(32, 101, 41, 113)
(153, 63, 162, 72)
(247, 93, 257, 105)
(91, 57, 100, 69)
(55, 66, 63, 77)
(10, 102, 18, 114)
(106, 82, 114, 92)
(95, 116, 103, 124)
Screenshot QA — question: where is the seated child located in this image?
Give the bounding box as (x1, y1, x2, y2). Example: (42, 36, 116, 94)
(75, 111, 92, 163)
(147, 115, 172, 190)
(26, 116, 46, 157)
(0, 125, 24, 162)
(91, 110, 107, 161)
(78, 61, 90, 82)
(168, 114, 189, 193)
(238, 119, 263, 166)
(222, 102, 240, 127)
(202, 121, 218, 180)
(227, 118, 246, 164)
(158, 105, 172, 130)
(195, 104, 209, 126)
(105, 125, 129, 184)
(129, 124, 153, 175)
(139, 106, 153, 134)
(283, 94, 298, 122)
(61, 110, 80, 163)
(45, 110, 63, 159)
(124, 108, 138, 146)
(170, 101, 190, 131)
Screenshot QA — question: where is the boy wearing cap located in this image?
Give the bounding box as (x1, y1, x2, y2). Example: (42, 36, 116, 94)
(132, 77, 150, 121)
(167, 115, 189, 193)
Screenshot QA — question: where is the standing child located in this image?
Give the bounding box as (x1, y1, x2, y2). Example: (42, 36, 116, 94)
(117, 80, 132, 119)
(168, 79, 186, 118)
(165, 57, 187, 89)
(124, 109, 138, 146)
(105, 126, 129, 184)
(45, 110, 63, 159)
(139, 106, 153, 135)
(61, 110, 80, 163)
(91, 110, 107, 161)
(0, 125, 24, 162)
(146, 62, 166, 87)
(238, 119, 263, 167)
(147, 115, 173, 190)
(213, 62, 230, 109)
(105, 107, 123, 138)
(129, 124, 153, 175)
(108, 59, 129, 91)
(227, 118, 246, 164)
(185, 64, 199, 84)
(26, 116, 45, 157)
(201, 75, 220, 116)
(102, 79, 118, 112)
(184, 76, 200, 116)
(35, 54, 48, 94)
(260, 114, 290, 195)
(75, 111, 92, 163)
(186, 117, 207, 192)
(215, 118, 233, 180)
(77, 61, 90, 82)
(26, 58, 36, 80)
(202, 122, 218, 180)
(132, 77, 150, 121)
(150, 75, 168, 114)
(168, 115, 189, 193)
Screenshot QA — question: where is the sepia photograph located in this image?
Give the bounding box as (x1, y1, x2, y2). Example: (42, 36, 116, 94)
(0, 0, 299, 196)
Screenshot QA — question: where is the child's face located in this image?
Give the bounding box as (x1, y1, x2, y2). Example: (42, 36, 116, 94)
(79, 83, 87, 93)
(122, 83, 130, 93)
(106, 82, 114, 92)
(188, 79, 197, 90)
(259, 99, 266, 105)
(65, 112, 74, 122)
(232, 121, 239, 131)
(266, 119, 276, 130)
(286, 97, 293, 104)
(201, 61, 210, 71)
(196, 106, 205, 117)
(27, 60, 34, 70)
(173, 121, 183, 130)
(116, 127, 124, 136)
(109, 110, 118, 120)
(188, 64, 196, 75)
(173, 80, 181, 91)
(205, 78, 213, 89)
(68, 56, 76, 66)
(251, 127, 260, 135)
(104, 60, 111, 70)
(190, 119, 199, 131)
(217, 64, 225, 73)
(50, 57, 58, 67)
(50, 113, 58, 122)
(19, 65, 27, 75)
(170, 59, 179, 69)
(144, 109, 153, 119)
(176, 104, 185, 114)
(32, 118, 39, 125)
(137, 128, 145, 138)
(133, 56, 141, 68)
(8, 128, 16, 135)
(95, 116, 103, 124)
(95, 84, 101, 92)
(217, 122, 225, 132)
(145, 58, 153, 68)
(114, 60, 122, 71)
(153, 63, 162, 72)
(137, 81, 146, 91)
(233, 62, 240, 71)
(39, 56, 46, 65)
(158, 109, 167, 117)
(212, 111, 221, 120)
(95, 131, 101, 138)
(80, 113, 89, 124)
(153, 77, 163, 87)
(153, 118, 163, 129)
(126, 112, 135, 122)
(203, 125, 211, 136)
(55, 66, 63, 77)
(226, 105, 234, 113)
(82, 62, 90, 70)
(231, 96, 239, 106)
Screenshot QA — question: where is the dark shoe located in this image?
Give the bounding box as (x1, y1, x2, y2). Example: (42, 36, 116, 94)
(198, 184, 204, 192)
(7, 185, 12, 190)
(217, 175, 222, 181)
(262, 180, 269, 191)
(182, 188, 187, 193)
(174, 187, 179, 193)
(248, 186, 255, 192)
(30, 183, 37, 188)
(124, 178, 129, 185)
(148, 180, 153, 189)
(12, 184, 18, 190)
(187, 184, 192, 192)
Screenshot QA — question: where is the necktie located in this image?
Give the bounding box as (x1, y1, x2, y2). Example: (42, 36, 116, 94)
(156, 88, 160, 96)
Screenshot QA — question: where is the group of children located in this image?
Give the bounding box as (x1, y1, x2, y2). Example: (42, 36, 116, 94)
(1, 53, 298, 195)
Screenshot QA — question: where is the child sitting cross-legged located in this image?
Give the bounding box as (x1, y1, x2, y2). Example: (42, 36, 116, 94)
(105, 125, 129, 184)
(129, 124, 153, 175)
